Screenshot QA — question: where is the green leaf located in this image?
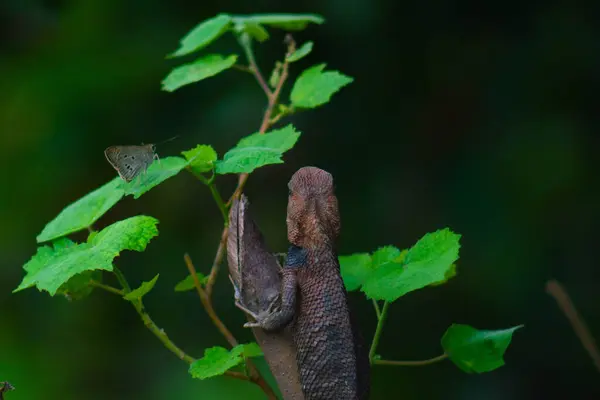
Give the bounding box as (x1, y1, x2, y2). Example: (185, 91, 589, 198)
(174, 272, 208, 292)
(234, 14, 324, 31)
(442, 324, 523, 373)
(124, 274, 159, 301)
(189, 343, 264, 380)
(57, 270, 102, 300)
(286, 41, 313, 62)
(429, 263, 457, 287)
(216, 124, 301, 174)
(361, 228, 461, 301)
(162, 54, 238, 92)
(238, 342, 263, 358)
(339, 253, 372, 291)
(269, 62, 282, 89)
(233, 20, 269, 42)
(37, 178, 125, 243)
(371, 246, 402, 268)
(169, 14, 232, 58)
(290, 64, 353, 108)
(181, 145, 218, 174)
(122, 156, 189, 199)
(14, 216, 159, 295)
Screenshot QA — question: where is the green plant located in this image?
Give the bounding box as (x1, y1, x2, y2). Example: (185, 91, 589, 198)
(13, 13, 522, 399)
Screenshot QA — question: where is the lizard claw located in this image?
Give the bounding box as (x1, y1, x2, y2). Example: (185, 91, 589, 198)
(228, 275, 242, 302)
(266, 296, 280, 314)
(234, 301, 260, 320)
(243, 321, 262, 328)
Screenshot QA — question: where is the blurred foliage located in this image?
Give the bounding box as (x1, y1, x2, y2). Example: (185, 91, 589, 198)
(1, 0, 600, 399)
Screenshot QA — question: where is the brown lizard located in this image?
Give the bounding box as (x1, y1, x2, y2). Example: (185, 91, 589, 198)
(244, 166, 370, 400)
(227, 195, 304, 399)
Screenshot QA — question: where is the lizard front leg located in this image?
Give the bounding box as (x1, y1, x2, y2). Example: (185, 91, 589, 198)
(244, 268, 297, 331)
(244, 245, 307, 331)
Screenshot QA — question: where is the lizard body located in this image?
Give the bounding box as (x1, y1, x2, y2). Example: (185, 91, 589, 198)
(247, 167, 370, 400)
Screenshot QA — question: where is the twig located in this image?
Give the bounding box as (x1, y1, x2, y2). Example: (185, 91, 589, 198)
(90, 280, 124, 296)
(374, 354, 448, 367)
(186, 169, 228, 223)
(372, 299, 381, 320)
(258, 34, 293, 133)
(184, 34, 296, 400)
(205, 229, 229, 297)
(93, 274, 249, 382)
(369, 301, 390, 362)
(546, 279, 600, 373)
(108, 268, 195, 364)
(226, 35, 296, 206)
(184, 254, 276, 399)
(184, 253, 238, 347)
(232, 64, 253, 73)
(239, 33, 272, 98)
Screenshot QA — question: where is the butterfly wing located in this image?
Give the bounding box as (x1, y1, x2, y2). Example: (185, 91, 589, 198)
(104, 146, 121, 167)
(122, 159, 144, 182)
(104, 145, 147, 182)
(139, 144, 157, 173)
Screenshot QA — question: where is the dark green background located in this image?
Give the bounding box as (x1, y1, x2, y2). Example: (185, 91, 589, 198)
(1, 1, 599, 399)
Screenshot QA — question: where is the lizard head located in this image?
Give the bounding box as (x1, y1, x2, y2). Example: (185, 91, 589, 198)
(287, 166, 340, 249)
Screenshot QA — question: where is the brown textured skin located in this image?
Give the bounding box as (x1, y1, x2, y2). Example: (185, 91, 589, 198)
(226, 195, 304, 400)
(252, 167, 370, 400)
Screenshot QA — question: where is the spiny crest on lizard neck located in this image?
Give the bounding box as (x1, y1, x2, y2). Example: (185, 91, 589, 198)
(287, 166, 341, 249)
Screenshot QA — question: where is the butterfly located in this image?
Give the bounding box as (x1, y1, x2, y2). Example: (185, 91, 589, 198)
(104, 144, 159, 183)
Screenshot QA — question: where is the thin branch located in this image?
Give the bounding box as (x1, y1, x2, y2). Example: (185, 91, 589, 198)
(374, 354, 448, 367)
(110, 268, 195, 364)
(207, 182, 229, 223)
(90, 280, 124, 296)
(225, 371, 251, 380)
(205, 229, 229, 297)
(181, 34, 296, 400)
(372, 299, 381, 320)
(546, 279, 600, 373)
(239, 33, 272, 98)
(96, 273, 251, 381)
(184, 253, 238, 347)
(258, 35, 293, 133)
(186, 168, 229, 223)
(184, 254, 277, 399)
(232, 64, 253, 73)
(226, 35, 296, 207)
(369, 301, 390, 362)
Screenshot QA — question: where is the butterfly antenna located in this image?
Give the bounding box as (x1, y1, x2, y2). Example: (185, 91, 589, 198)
(155, 135, 180, 146)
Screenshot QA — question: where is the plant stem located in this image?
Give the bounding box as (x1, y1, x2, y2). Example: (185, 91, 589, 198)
(184, 253, 238, 347)
(372, 299, 381, 320)
(187, 169, 229, 223)
(232, 64, 253, 73)
(226, 34, 296, 206)
(205, 228, 229, 297)
(239, 33, 272, 98)
(369, 301, 390, 362)
(113, 267, 131, 292)
(90, 280, 124, 296)
(258, 36, 291, 133)
(374, 354, 448, 367)
(184, 254, 276, 399)
(112, 267, 195, 364)
(182, 34, 296, 400)
(208, 182, 229, 224)
(546, 279, 600, 373)
(94, 274, 249, 382)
